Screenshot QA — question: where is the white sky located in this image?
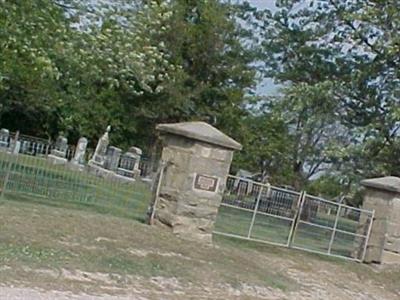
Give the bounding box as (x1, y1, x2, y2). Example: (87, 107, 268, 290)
(247, 0, 276, 10)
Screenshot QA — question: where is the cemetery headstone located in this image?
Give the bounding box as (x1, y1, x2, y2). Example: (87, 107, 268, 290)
(104, 146, 122, 171)
(47, 134, 68, 165)
(117, 152, 137, 178)
(71, 137, 88, 165)
(89, 126, 110, 167)
(115, 146, 142, 180)
(12, 141, 21, 154)
(0, 128, 10, 150)
(129, 146, 142, 177)
(51, 135, 68, 157)
(20, 141, 29, 154)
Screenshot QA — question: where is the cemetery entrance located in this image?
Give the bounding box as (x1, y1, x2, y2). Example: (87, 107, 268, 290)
(213, 175, 375, 262)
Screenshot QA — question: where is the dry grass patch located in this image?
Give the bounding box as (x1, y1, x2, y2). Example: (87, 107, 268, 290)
(0, 199, 399, 299)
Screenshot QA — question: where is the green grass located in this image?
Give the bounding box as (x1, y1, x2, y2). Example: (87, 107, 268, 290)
(214, 205, 292, 245)
(309, 212, 360, 234)
(0, 151, 151, 222)
(0, 200, 299, 294)
(214, 204, 363, 260)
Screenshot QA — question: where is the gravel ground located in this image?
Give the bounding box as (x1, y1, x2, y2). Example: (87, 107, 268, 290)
(0, 286, 146, 300)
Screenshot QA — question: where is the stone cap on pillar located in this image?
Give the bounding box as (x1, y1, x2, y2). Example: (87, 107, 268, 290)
(361, 176, 400, 193)
(156, 121, 242, 150)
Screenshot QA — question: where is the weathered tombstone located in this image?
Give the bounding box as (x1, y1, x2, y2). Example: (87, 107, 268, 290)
(116, 146, 143, 180)
(117, 152, 136, 178)
(12, 141, 21, 154)
(0, 128, 10, 150)
(89, 126, 111, 167)
(70, 137, 88, 168)
(129, 146, 142, 177)
(52, 135, 68, 155)
(20, 141, 29, 154)
(47, 134, 68, 165)
(148, 121, 242, 244)
(104, 146, 122, 171)
(355, 176, 400, 264)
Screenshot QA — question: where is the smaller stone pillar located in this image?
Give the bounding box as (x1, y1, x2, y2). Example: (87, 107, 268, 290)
(360, 176, 400, 264)
(150, 121, 242, 244)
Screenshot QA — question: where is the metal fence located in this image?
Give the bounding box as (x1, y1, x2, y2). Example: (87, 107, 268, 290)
(0, 133, 151, 221)
(0, 131, 79, 159)
(214, 175, 374, 262)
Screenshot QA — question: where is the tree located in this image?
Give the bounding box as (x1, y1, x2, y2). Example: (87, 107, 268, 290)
(0, 0, 71, 136)
(1, 0, 259, 156)
(0, 1, 180, 145)
(57, 0, 179, 145)
(148, 0, 258, 136)
(233, 109, 293, 185)
(249, 0, 400, 192)
(234, 81, 348, 189)
(77, 0, 259, 151)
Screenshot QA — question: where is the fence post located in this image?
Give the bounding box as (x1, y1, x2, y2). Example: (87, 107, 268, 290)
(361, 209, 375, 262)
(148, 161, 166, 225)
(247, 184, 266, 239)
(288, 191, 306, 247)
(328, 203, 342, 254)
(1, 131, 20, 200)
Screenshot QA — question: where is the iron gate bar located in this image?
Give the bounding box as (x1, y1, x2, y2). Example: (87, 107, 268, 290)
(288, 191, 306, 247)
(306, 193, 373, 214)
(269, 185, 301, 194)
(294, 220, 370, 238)
(297, 220, 336, 231)
(334, 229, 367, 238)
(253, 209, 296, 222)
(212, 231, 293, 248)
(290, 245, 363, 262)
(287, 191, 305, 247)
(217, 175, 300, 248)
(220, 203, 295, 222)
(247, 185, 265, 238)
(291, 192, 374, 262)
(215, 175, 375, 263)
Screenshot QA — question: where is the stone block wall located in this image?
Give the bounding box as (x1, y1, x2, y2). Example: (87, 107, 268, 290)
(361, 189, 391, 263)
(385, 197, 400, 255)
(360, 177, 400, 264)
(155, 134, 233, 243)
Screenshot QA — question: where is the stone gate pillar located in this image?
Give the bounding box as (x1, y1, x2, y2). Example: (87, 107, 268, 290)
(150, 121, 242, 244)
(360, 176, 400, 264)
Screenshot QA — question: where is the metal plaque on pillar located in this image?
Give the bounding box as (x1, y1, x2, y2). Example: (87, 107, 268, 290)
(193, 174, 219, 193)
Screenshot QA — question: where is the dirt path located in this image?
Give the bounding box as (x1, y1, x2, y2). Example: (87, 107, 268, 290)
(1, 263, 399, 300)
